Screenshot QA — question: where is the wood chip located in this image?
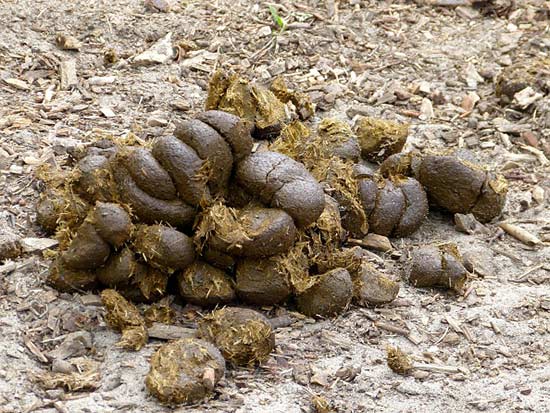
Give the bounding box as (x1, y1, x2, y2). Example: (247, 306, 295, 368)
(24, 336, 49, 363)
(21, 237, 59, 252)
(4, 78, 30, 90)
(59, 59, 77, 90)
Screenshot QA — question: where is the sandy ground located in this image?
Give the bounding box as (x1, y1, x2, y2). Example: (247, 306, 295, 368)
(0, 1, 549, 412)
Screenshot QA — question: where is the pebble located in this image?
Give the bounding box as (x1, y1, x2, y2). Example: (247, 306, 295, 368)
(257, 26, 272, 38)
(0, 229, 22, 261)
(52, 358, 76, 374)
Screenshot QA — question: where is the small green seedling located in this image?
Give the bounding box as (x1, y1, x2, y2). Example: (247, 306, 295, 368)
(269, 5, 286, 32)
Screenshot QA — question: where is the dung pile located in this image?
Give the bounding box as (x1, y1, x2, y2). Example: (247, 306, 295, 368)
(35, 71, 508, 405)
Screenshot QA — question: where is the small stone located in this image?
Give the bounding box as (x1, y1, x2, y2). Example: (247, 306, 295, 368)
(520, 130, 539, 148)
(462, 251, 494, 278)
(55, 34, 82, 51)
(514, 87, 543, 109)
(465, 136, 479, 148)
(88, 76, 117, 86)
(257, 26, 272, 38)
(360, 234, 392, 252)
(144, 0, 173, 12)
(396, 381, 423, 395)
(355, 264, 399, 306)
(9, 164, 23, 174)
(100, 106, 116, 118)
(80, 294, 103, 306)
(147, 115, 168, 127)
(519, 387, 532, 395)
(51, 358, 76, 374)
(419, 98, 434, 120)
(133, 32, 175, 65)
(48, 331, 93, 360)
(454, 213, 487, 235)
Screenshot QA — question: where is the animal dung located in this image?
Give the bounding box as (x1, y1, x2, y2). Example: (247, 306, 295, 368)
(198, 307, 275, 366)
(407, 243, 468, 292)
(145, 338, 225, 405)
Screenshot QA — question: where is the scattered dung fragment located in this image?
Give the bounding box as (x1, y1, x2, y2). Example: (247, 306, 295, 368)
(174, 118, 233, 197)
(418, 154, 485, 213)
(95, 249, 167, 302)
(100, 289, 148, 350)
(380, 150, 507, 222)
(270, 76, 315, 120)
(296, 268, 353, 318)
(124, 265, 169, 303)
(353, 263, 400, 306)
(407, 244, 467, 292)
(152, 135, 211, 206)
(317, 118, 361, 162)
(133, 224, 195, 272)
(112, 165, 196, 227)
(177, 261, 235, 307)
(97, 247, 142, 288)
(378, 151, 421, 178)
(205, 70, 287, 139)
(35, 359, 100, 391)
(116, 147, 178, 201)
(235, 258, 292, 306)
(355, 117, 408, 162)
(271, 121, 366, 235)
(495, 57, 550, 105)
(387, 346, 413, 375)
(145, 338, 225, 405)
(144, 303, 176, 325)
(198, 307, 275, 366)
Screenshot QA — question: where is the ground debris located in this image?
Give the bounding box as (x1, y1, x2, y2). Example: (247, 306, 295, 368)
(34, 358, 100, 391)
(100, 289, 148, 350)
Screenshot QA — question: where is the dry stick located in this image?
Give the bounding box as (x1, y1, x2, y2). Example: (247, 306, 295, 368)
(512, 263, 545, 283)
(147, 323, 195, 340)
(147, 315, 292, 341)
(499, 222, 542, 246)
(375, 321, 409, 336)
(412, 363, 461, 374)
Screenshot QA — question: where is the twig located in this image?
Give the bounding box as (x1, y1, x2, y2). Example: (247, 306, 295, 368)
(499, 222, 541, 246)
(375, 321, 409, 336)
(412, 363, 461, 374)
(147, 323, 195, 340)
(512, 263, 545, 283)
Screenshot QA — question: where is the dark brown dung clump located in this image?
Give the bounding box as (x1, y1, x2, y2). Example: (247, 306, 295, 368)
(408, 243, 468, 292)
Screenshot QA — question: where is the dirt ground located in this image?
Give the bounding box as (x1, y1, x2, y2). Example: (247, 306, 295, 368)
(0, 0, 549, 412)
